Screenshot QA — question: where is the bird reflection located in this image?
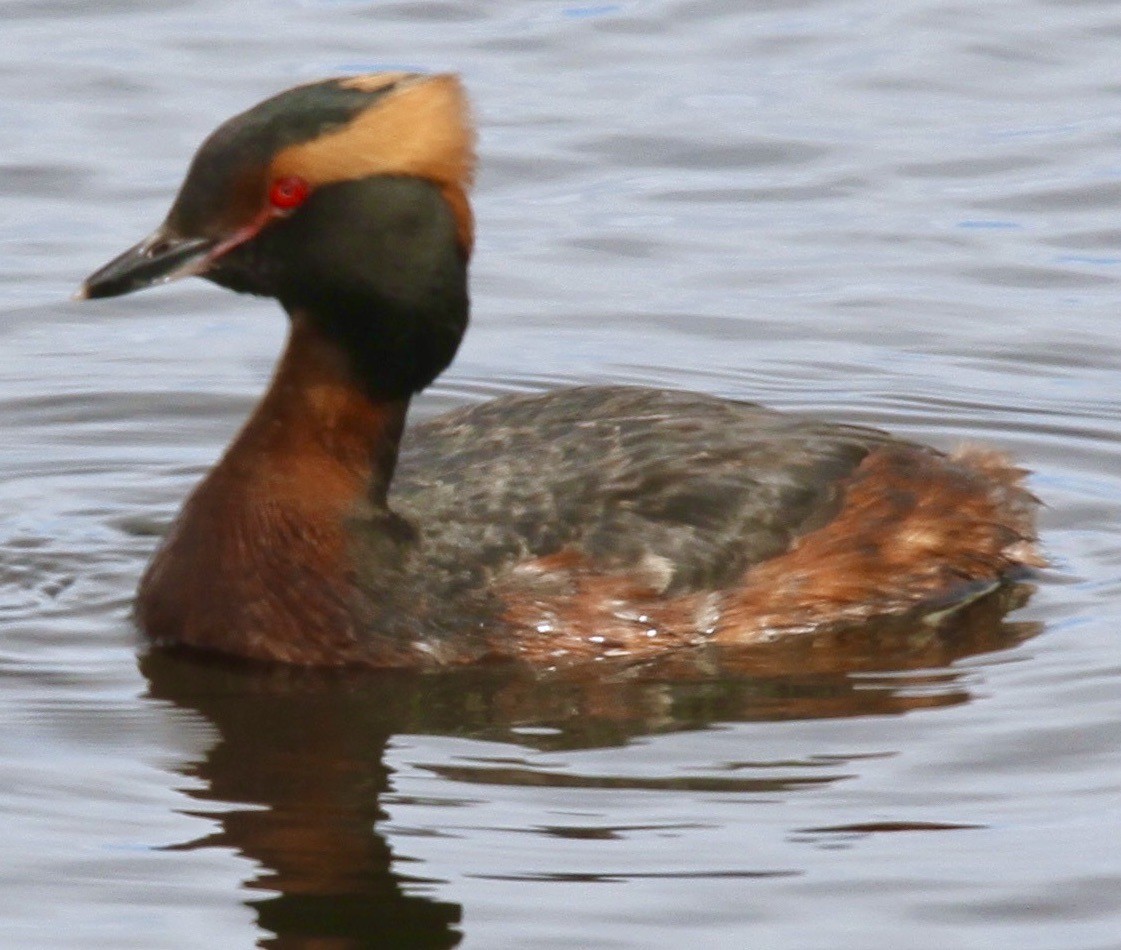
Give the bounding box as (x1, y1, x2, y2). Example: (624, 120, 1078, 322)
(140, 583, 1037, 948)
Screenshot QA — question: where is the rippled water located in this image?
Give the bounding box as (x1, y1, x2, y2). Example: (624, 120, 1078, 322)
(2, 1, 1120, 947)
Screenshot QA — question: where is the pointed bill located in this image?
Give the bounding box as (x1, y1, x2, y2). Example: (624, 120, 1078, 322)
(76, 227, 217, 300)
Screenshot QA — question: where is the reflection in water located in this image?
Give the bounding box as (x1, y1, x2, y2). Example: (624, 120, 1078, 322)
(140, 585, 1037, 948)
(144, 653, 465, 949)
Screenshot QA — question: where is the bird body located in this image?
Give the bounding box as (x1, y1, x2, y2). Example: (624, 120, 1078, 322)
(80, 74, 1039, 668)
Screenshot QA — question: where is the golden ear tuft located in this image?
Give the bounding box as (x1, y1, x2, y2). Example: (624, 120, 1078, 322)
(271, 74, 476, 251)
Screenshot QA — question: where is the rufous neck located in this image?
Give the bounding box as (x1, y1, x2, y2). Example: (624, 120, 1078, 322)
(220, 314, 409, 508)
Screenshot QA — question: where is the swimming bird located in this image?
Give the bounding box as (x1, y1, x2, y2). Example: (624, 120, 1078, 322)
(79, 74, 1039, 668)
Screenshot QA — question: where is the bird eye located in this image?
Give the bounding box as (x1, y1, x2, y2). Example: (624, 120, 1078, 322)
(268, 175, 311, 211)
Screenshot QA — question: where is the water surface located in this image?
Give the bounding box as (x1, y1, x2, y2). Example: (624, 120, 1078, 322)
(2, 1, 1120, 947)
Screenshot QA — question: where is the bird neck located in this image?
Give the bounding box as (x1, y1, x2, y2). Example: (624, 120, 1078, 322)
(217, 312, 409, 509)
(136, 315, 413, 662)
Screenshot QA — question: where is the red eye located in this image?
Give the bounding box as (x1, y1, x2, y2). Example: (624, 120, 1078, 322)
(268, 175, 310, 211)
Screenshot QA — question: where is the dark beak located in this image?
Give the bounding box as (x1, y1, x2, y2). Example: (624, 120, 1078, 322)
(76, 226, 218, 300)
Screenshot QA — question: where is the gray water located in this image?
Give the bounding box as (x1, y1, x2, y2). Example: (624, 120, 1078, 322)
(2, 1, 1120, 947)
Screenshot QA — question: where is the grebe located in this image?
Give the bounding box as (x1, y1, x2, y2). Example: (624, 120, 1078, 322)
(79, 74, 1039, 667)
